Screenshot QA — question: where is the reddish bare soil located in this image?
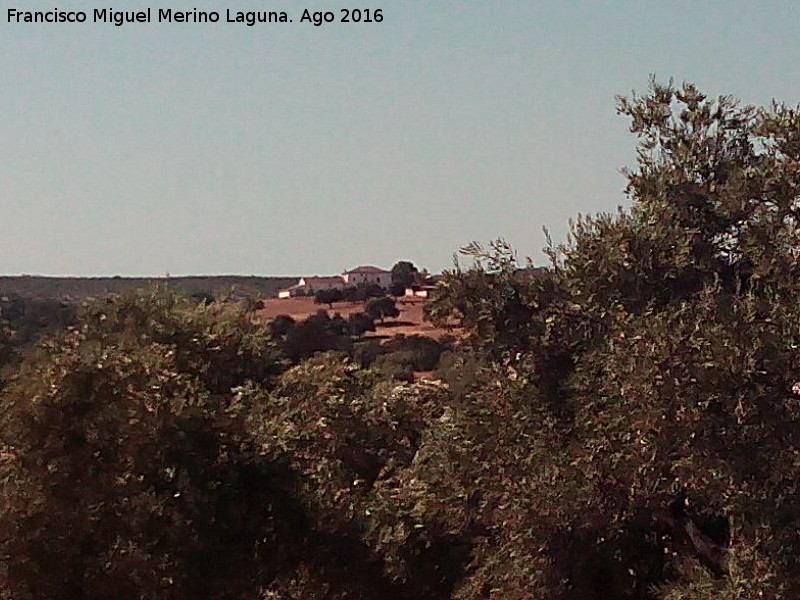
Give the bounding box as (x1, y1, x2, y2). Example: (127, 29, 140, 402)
(255, 296, 453, 340)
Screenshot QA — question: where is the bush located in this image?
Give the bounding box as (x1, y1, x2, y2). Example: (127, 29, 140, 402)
(0, 317, 15, 376)
(348, 311, 376, 336)
(423, 80, 800, 597)
(342, 283, 385, 303)
(0, 295, 77, 347)
(349, 335, 444, 375)
(350, 338, 383, 368)
(365, 296, 400, 322)
(382, 334, 445, 371)
(434, 349, 485, 399)
(391, 261, 419, 287)
(282, 309, 349, 362)
(374, 351, 416, 382)
(389, 281, 408, 297)
(269, 313, 296, 338)
(0, 289, 292, 599)
(314, 288, 343, 308)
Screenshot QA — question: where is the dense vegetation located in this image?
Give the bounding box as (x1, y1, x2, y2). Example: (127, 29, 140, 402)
(0, 275, 296, 302)
(3, 80, 800, 598)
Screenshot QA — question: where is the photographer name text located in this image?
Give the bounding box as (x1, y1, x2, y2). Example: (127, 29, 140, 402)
(6, 7, 384, 27)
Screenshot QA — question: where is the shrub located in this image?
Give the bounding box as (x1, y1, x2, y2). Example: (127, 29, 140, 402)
(365, 296, 400, 323)
(0, 289, 292, 599)
(348, 311, 376, 336)
(314, 288, 343, 308)
(389, 281, 408, 297)
(381, 334, 444, 371)
(342, 283, 385, 303)
(282, 309, 349, 362)
(373, 351, 416, 382)
(269, 313, 296, 338)
(424, 80, 800, 597)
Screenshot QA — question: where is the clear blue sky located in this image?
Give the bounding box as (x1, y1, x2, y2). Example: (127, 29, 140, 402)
(2, 1, 799, 276)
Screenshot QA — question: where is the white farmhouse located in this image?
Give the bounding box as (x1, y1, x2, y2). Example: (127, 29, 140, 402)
(340, 265, 391, 287)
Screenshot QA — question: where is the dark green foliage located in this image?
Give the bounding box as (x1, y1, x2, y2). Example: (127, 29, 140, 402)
(0, 317, 15, 377)
(0, 275, 296, 302)
(243, 358, 473, 599)
(389, 281, 408, 297)
(434, 349, 485, 400)
(76, 288, 286, 394)
(423, 79, 800, 598)
(282, 309, 350, 363)
(342, 283, 384, 302)
(350, 338, 384, 368)
(328, 312, 350, 337)
(426, 240, 565, 358)
(348, 311, 376, 336)
(381, 334, 445, 371)
(0, 290, 292, 599)
(350, 335, 445, 382)
(391, 261, 419, 288)
(350, 334, 445, 375)
(373, 352, 416, 382)
(272, 311, 377, 365)
(0, 291, 455, 600)
(0, 295, 77, 347)
(314, 288, 344, 308)
(269, 313, 296, 338)
(365, 296, 400, 322)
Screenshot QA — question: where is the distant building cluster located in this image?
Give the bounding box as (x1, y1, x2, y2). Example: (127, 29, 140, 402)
(277, 265, 439, 299)
(277, 266, 391, 298)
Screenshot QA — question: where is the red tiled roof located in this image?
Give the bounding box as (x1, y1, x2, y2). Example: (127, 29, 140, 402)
(342, 266, 389, 275)
(302, 276, 345, 285)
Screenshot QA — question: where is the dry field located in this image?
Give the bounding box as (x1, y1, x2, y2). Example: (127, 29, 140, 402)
(255, 296, 453, 340)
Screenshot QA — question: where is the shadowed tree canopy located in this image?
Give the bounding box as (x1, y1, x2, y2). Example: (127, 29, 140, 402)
(365, 295, 400, 323)
(391, 261, 419, 288)
(424, 78, 800, 599)
(314, 288, 343, 309)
